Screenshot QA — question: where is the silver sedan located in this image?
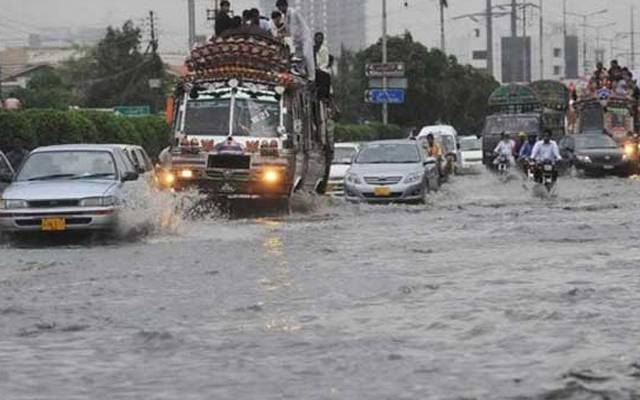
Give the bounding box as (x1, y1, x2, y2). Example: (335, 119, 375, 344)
(344, 140, 439, 204)
(0, 145, 141, 233)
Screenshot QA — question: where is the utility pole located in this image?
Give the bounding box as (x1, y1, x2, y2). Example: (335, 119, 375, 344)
(188, 0, 196, 49)
(439, 1, 446, 52)
(487, 0, 493, 77)
(539, 0, 543, 80)
(582, 15, 587, 75)
(511, 0, 517, 37)
(632, 5, 636, 69)
(522, 1, 528, 82)
(563, 0, 567, 78)
(382, 0, 388, 125)
(149, 10, 158, 55)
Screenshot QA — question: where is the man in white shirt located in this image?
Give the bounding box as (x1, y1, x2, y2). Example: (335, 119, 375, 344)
(530, 131, 562, 163)
(493, 132, 516, 167)
(276, 0, 316, 81)
(530, 130, 562, 183)
(314, 32, 331, 100)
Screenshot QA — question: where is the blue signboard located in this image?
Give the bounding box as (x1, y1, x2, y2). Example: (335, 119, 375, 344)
(365, 89, 406, 104)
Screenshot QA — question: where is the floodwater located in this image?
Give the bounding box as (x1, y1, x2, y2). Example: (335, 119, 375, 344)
(2, 172, 640, 399)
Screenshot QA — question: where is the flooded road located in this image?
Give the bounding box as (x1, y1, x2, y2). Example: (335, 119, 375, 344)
(2, 173, 640, 399)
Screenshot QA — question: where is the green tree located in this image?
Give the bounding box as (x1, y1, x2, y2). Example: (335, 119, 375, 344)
(334, 32, 499, 134)
(64, 20, 169, 111)
(13, 67, 77, 110)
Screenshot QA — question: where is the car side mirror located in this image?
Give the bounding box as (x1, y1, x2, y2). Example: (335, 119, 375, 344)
(0, 173, 13, 183)
(122, 171, 139, 182)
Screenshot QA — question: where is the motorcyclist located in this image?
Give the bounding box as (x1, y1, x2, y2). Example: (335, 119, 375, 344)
(518, 134, 537, 159)
(518, 134, 537, 175)
(424, 133, 442, 158)
(493, 132, 516, 168)
(530, 130, 561, 183)
(424, 133, 443, 177)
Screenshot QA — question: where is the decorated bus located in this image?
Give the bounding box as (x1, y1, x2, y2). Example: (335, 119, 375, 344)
(159, 29, 334, 210)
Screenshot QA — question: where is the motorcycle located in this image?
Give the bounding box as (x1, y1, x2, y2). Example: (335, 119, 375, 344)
(496, 155, 510, 174)
(536, 161, 557, 192)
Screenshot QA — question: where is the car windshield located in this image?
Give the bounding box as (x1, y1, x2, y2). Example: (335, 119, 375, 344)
(17, 151, 117, 182)
(355, 143, 420, 164)
(575, 135, 618, 149)
(460, 138, 481, 151)
(184, 94, 280, 138)
(333, 147, 357, 164)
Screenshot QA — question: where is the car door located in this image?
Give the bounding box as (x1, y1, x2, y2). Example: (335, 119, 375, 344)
(0, 151, 15, 194)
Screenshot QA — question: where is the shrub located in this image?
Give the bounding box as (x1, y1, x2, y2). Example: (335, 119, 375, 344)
(0, 110, 170, 160)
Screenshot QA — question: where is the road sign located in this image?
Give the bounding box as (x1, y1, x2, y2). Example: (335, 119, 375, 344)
(113, 106, 151, 116)
(365, 62, 406, 78)
(368, 77, 408, 89)
(365, 89, 406, 104)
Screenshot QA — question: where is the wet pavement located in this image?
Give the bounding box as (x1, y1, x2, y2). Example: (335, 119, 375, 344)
(2, 172, 640, 399)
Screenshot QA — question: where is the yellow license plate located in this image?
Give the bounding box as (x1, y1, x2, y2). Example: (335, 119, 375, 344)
(42, 218, 66, 232)
(374, 186, 392, 197)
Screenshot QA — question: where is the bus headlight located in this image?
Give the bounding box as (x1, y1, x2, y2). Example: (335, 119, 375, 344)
(262, 168, 281, 184)
(179, 169, 194, 179)
(159, 171, 175, 187)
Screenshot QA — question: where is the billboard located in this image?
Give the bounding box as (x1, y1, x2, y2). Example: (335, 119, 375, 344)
(501, 37, 531, 83)
(565, 35, 579, 79)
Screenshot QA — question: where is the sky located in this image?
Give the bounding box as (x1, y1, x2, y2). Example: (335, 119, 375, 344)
(0, 0, 635, 55)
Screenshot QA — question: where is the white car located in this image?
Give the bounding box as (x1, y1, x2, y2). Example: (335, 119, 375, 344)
(458, 136, 483, 173)
(0, 145, 143, 233)
(327, 143, 359, 196)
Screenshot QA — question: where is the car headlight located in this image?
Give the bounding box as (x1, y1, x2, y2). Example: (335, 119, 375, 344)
(625, 144, 635, 157)
(576, 155, 592, 163)
(345, 173, 362, 185)
(80, 196, 117, 207)
(403, 172, 424, 184)
(0, 199, 28, 210)
(178, 169, 195, 179)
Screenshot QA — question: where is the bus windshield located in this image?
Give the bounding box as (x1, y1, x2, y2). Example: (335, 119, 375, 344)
(184, 93, 281, 137)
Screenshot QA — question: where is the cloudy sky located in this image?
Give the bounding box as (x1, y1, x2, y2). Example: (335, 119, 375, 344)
(0, 0, 634, 55)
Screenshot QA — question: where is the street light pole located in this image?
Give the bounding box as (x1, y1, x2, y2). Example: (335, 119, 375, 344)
(582, 15, 587, 75)
(539, 0, 544, 80)
(439, 1, 446, 52)
(382, 0, 388, 125)
(487, 0, 494, 77)
(632, 5, 636, 69)
(563, 0, 567, 78)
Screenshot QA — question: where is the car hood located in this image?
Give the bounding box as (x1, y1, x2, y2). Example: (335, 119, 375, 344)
(2, 180, 117, 200)
(349, 163, 421, 176)
(330, 164, 351, 179)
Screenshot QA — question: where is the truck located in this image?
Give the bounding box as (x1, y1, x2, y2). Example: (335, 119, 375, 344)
(159, 30, 334, 210)
(529, 80, 570, 139)
(481, 84, 543, 165)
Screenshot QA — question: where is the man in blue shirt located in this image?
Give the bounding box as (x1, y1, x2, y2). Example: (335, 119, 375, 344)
(518, 134, 537, 159)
